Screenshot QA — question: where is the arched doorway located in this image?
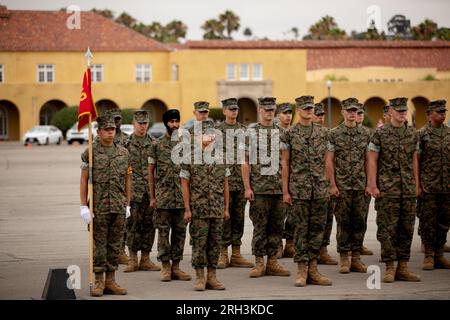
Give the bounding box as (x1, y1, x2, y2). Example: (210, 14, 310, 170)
(142, 99, 168, 123)
(40, 100, 67, 125)
(95, 99, 119, 115)
(364, 97, 386, 128)
(0, 100, 20, 140)
(412, 96, 429, 129)
(320, 97, 341, 128)
(237, 97, 257, 125)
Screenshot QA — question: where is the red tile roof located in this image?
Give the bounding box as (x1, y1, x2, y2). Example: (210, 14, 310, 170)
(0, 7, 169, 52)
(185, 40, 450, 71)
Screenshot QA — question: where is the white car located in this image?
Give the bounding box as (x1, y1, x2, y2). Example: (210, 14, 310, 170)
(23, 125, 63, 146)
(120, 124, 134, 136)
(66, 121, 98, 144)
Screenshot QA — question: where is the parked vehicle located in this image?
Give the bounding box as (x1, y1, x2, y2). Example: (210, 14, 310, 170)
(148, 122, 166, 138)
(120, 124, 134, 136)
(66, 121, 98, 144)
(23, 125, 63, 145)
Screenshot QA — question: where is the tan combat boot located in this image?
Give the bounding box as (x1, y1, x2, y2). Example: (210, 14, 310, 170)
(350, 251, 367, 273)
(104, 271, 127, 295)
(118, 244, 129, 265)
(294, 262, 308, 287)
(265, 255, 290, 276)
(361, 245, 373, 256)
(339, 252, 350, 274)
(194, 268, 206, 291)
(123, 251, 138, 272)
(383, 261, 396, 283)
(171, 260, 191, 280)
(318, 246, 338, 265)
(249, 256, 265, 278)
(444, 244, 450, 252)
(229, 245, 254, 268)
(435, 248, 450, 269)
(217, 247, 229, 269)
(139, 251, 161, 271)
(160, 261, 172, 281)
(395, 260, 421, 282)
(307, 259, 332, 285)
(275, 244, 283, 259)
(205, 267, 225, 290)
(90, 272, 105, 297)
(283, 239, 295, 258)
(422, 245, 435, 270)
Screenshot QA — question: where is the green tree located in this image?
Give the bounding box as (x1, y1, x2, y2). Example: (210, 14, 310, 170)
(219, 10, 240, 39)
(91, 8, 114, 19)
(115, 12, 136, 29)
(202, 19, 225, 39)
(436, 27, 450, 40)
(304, 15, 347, 40)
(412, 19, 438, 40)
(51, 106, 79, 134)
(164, 20, 188, 43)
(243, 27, 253, 38)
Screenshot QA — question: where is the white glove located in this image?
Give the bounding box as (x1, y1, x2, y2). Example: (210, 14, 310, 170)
(80, 205, 92, 225)
(126, 206, 131, 219)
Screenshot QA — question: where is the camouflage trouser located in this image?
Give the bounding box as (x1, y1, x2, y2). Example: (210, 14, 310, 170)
(334, 190, 371, 253)
(190, 217, 223, 268)
(376, 196, 416, 262)
(417, 193, 450, 250)
(93, 213, 125, 272)
(292, 197, 328, 262)
(282, 206, 295, 240)
(321, 197, 335, 247)
(221, 190, 246, 247)
(154, 208, 187, 262)
(126, 194, 156, 253)
(249, 195, 284, 257)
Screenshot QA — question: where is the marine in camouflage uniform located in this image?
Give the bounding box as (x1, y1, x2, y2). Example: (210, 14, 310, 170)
(313, 102, 338, 265)
(80, 114, 131, 296)
(216, 98, 254, 269)
(327, 98, 371, 274)
(275, 103, 295, 259)
(367, 97, 421, 283)
(149, 109, 191, 282)
(243, 97, 290, 278)
(188, 101, 212, 135)
(281, 95, 332, 287)
(123, 110, 160, 273)
(95, 108, 131, 264)
(180, 125, 230, 291)
(417, 99, 450, 270)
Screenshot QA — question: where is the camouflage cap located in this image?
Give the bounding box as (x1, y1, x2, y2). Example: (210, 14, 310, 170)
(277, 103, 293, 114)
(356, 103, 365, 114)
(221, 98, 239, 109)
(295, 96, 314, 109)
(258, 97, 277, 110)
(389, 97, 408, 112)
(133, 110, 149, 123)
(427, 99, 447, 113)
(383, 105, 390, 113)
(314, 103, 325, 116)
(106, 108, 122, 119)
(97, 114, 116, 129)
(342, 97, 359, 110)
(194, 101, 210, 112)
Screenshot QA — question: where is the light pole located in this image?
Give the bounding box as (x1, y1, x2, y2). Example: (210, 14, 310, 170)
(326, 80, 332, 129)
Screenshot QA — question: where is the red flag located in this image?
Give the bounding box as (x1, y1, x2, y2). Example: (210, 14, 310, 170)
(78, 67, 98, 131)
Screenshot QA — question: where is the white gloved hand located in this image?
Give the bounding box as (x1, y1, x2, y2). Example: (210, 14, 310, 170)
(126, 206, 131, 219)
(80, 205, 91, 225)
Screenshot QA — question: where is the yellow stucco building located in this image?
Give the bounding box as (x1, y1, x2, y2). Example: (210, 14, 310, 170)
(0, 6, 449, 140)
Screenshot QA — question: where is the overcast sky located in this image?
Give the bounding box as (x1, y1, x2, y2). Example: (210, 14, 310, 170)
(3, 0, 450, 40)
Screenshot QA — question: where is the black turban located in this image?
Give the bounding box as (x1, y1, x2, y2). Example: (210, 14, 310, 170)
(162, 109, 180, 126)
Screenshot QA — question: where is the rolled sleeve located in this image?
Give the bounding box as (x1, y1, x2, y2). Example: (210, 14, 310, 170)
(80, 162, 89, 170)
(225, 167, 231, 177)
(368, 142, 380, 153)
(148, 156, 156, 165)
(327, 141, 335, 152)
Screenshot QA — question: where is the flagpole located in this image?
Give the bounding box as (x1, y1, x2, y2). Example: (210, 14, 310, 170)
(85, 47, 94, 294)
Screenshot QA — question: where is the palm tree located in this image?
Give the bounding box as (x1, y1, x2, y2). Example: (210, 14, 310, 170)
(412, 19, 438, 40)
(164, 20, 188, 43)
(202, 19, 225, 39)
(115, 12, 136, 29)
(307, 15, 347, 40)
(219, 10, 240, 39)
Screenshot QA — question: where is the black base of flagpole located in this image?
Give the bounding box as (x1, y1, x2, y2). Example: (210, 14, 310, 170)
(38, 268, 77, 300)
